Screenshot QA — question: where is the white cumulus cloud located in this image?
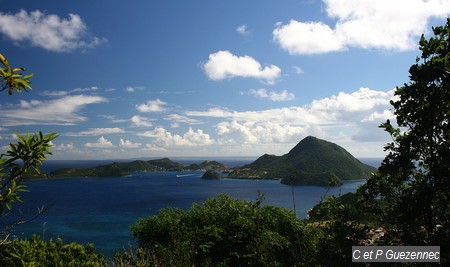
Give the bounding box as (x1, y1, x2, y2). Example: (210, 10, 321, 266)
(188, 88, 396, 148)
(248, 88, 295, 101)
(85, 136, 114, 148)
(0, 9, 106, 52)
(50, 142, 75, 151)
(131, 115, 153, 127)
(273, 0, 450, 54)
(361, 109, 395, 122)
(236, 24, 250, 36)
(217, 121, 307, 145)
(203, 50, 281, 84)
(138, 127, 213, 147)
(119, 139, 142, 148)
(136, 99, 167, 112)
(273, 20, 345, 54)
(164, 114, 201, 125)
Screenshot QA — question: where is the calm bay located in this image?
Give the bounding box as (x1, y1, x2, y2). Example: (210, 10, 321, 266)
(4, 159, 378, 257)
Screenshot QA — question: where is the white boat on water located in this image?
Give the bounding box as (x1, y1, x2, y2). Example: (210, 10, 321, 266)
(176, 174, 194, 178)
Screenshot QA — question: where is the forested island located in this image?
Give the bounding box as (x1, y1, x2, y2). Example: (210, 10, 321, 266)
(201, 169, 221, 179)
(34, 158, 228, 178)
(228, 136, 376, 186)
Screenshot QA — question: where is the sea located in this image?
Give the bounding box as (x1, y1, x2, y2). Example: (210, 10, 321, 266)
(2, 158, 381, 258)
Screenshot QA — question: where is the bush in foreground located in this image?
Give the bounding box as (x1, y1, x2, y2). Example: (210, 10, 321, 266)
(0, 236, 106, 267)
(118, 194, 318, 266)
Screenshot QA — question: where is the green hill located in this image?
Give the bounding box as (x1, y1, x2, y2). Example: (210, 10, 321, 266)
(49, 159, 183, 178)
(228, 136, 377, 186)
(187, 160, 227, 171)
(201, 170, 221, 180)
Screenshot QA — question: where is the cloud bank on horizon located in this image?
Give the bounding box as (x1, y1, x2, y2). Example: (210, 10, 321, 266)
(0, 0, 448, 160)
(0, 86, 397, 158)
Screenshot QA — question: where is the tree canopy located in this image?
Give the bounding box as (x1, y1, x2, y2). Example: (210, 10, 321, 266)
(121, 194, 318, 266)
(358, 18, 450, 247)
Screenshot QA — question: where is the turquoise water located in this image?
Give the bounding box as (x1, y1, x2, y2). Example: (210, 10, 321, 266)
(5, 170, 366, 257)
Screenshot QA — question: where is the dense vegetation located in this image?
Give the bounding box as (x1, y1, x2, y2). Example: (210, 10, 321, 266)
(0, 236, 106, 267)
(1, 18, 449, 266)
(117, 194, 318, 266)
(356, 18, 450, 256)
(228, 136, 376, 186)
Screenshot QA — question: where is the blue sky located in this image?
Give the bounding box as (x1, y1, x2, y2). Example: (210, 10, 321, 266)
(0, 0, 449, 160)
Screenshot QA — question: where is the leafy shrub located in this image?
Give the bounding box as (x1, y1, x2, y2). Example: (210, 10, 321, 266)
(310, 195, 368, 266)
(122, 194, 318, 266)
(0, 236, 106, 267)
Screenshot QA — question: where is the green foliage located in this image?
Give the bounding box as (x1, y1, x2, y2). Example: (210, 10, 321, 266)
(309, 193, 353, 220)
(353, 19, 450, 264)
(3, 132, 58, 174)
(228, 136, 376, 185)
(0, 53, 33, 95)
(114, 247, 159, 267)
(122, 194, 318, 266)
(314, 197, 368, 266)
(0, 236, 106, 267)
(1, 132, 57, 216)
(283, 171, 342, 187)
